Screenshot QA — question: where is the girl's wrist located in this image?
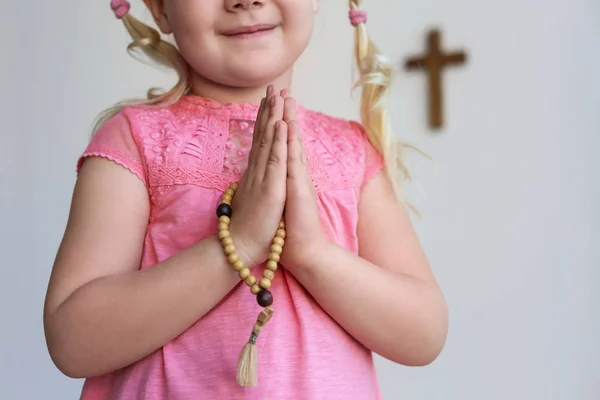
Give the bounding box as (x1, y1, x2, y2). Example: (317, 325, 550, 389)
(286, 239, 333, 275)
(226, 227, 263, 268)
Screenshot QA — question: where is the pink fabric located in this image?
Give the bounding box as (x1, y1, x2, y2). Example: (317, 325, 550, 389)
(76, 96, 384, 400)
(110, 0, 130, 19)
(349, 9, 368, 26)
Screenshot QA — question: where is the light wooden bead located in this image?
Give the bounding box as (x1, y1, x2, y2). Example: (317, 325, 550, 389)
(219, 216, 230, 224)
(233, 260, 244, 271)
(239, 268, 251, 279)
(224, 244, 235, 255)
(271, 244, 283, 254)
(266, 260, 278, 271)
(231, 183, 238, 190)
(225, 189, 235, 196)
(228, 253, 239, 264)
(276, 229, 286, 239)
(218, 230, 230, 240)
(221, 237, 233, 247)
(251, 284, 262, 294)
(268, 253, 280, 262)
(245, 275, 257, 286)
(279, 220, 285, 229)
(218, 222, 229, 231)
(272, 236, 284, 247)
(263, 269, 275, 280)
(222, 195, 232, 203)
(259, 278, 271, 289)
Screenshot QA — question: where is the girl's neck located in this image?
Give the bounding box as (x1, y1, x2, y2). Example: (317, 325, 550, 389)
(187, 69, 294, 106)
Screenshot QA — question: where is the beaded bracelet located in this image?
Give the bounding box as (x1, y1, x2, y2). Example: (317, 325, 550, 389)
(216, 182, 286, 388)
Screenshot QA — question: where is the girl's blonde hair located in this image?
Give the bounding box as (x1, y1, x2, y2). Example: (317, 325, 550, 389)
(92, 10, 189, 133)
(96, 1, 416, 202)
(348, 0, 415, 200)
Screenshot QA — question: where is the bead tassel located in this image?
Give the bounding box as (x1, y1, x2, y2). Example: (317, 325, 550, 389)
(216, 183, 285, 388)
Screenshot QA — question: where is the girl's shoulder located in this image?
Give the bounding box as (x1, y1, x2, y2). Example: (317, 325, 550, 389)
(76, 104, 189, 189)
(300, 107, 364, 138)
(77, 108, 147, 185)
(298, 107, 384, 190)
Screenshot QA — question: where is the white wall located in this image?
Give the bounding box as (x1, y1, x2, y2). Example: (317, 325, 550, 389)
(1, 0, 597, 399)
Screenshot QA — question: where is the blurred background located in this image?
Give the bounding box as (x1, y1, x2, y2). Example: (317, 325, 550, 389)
(1, 0, 598, 398)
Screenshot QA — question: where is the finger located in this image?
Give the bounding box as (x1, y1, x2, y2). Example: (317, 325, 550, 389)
(283, 96, 297, 124)
(248, 85, 277, 169)
(254, 95, 284, 179)
(263, 120, 288, 183)
(258, 85, 273, 132)
(286, 120, 309, 188)
(280, 88, 291, 98)
(248, 96, 270, 168)
(258, 91, 272, 130)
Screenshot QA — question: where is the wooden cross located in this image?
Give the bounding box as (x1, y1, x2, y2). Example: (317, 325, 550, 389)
(405, 29, 468, 130)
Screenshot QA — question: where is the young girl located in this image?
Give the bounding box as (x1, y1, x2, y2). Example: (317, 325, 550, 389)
(44, 0, 448, 398)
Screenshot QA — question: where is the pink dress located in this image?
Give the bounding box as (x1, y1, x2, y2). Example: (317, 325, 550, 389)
(76, 95, 384, 400)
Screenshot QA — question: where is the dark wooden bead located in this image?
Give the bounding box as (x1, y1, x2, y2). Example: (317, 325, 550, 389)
(256, 290, 273, 307)
(216, 203, 232, 218)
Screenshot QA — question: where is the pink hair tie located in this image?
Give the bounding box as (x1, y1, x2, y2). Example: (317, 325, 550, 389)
(349, 9, 368, 26)
(111, 0, 131, 19)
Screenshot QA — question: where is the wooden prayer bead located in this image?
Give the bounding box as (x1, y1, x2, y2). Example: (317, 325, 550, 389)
(266, 260, 278, 271)
(259, 278, 271, 290)
(239, 268, 251, 279)
(233, 260, 244, 271)
(216, 203, 232, 218)
(263, 270, 274, 280)
(257, 290, 273, 307)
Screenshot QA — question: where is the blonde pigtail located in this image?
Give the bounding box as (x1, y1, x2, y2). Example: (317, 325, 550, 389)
(349, 1, 423, 209)
(92, 5, 189, 135)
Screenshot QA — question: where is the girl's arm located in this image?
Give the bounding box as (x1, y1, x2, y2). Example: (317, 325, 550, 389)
(44, 157, 242, 378)
(290, 172, 448, 366)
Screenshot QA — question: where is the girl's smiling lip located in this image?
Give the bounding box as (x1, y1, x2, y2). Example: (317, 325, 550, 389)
(221, 24, 279, 38)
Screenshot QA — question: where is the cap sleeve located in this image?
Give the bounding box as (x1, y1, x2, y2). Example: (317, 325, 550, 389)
(76, 110, 147, 184)
(364, 137, 385, 184)
(350, 121, 384, 185)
